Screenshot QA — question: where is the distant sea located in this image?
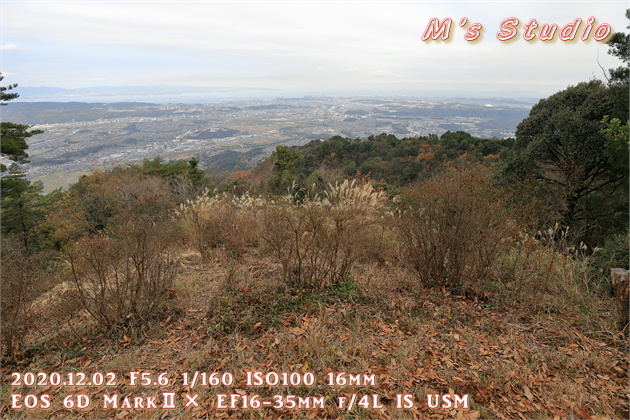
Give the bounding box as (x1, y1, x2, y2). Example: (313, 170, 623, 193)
(15, 86, 282, 104)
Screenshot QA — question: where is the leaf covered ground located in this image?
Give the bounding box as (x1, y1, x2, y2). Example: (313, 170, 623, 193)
(2, 250, 628, 420)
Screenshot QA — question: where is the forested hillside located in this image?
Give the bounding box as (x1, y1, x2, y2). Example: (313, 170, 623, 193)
(267, 131, 508, 188)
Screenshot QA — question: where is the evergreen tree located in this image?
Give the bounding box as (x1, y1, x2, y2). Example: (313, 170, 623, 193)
(605, 10, 629, 122)
(501, 80, 628, 244)
(606, 9, 630, 86)
(1, 164, 44, 251)
(0, 76, 46, 251)
(0, 73, 19, 104)
(0, 74, 43, 171)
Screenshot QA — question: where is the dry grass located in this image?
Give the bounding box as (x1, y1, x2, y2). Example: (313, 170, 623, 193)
(177, 191, 264, 259)
(493, 228, 610, 319)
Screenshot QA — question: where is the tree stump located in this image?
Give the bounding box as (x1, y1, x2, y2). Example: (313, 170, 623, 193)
(611, 268, 629, 335)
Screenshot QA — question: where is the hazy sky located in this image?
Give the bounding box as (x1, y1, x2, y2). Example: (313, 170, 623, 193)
(1, 0, 628, 99)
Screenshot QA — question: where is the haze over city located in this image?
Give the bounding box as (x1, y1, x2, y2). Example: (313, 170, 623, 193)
(2, 0, 628, 101)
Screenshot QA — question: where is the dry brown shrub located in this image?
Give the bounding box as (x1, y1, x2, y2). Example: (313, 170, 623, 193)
(397, 166, 516, 291)
(67, 217, 178, 329)
(0, 245, 53, 361)
(62, 172, 180, 330)
(259, 180, 388, 289)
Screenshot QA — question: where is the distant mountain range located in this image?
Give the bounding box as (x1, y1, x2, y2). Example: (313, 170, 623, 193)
(14, 86, 281, 103)
(12, 85, 540, 106)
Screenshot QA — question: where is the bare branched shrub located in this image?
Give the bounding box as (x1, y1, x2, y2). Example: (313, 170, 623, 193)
(67, 217, 178, 329)
(1, 244, 52, 361)
(177, 192, 264, 259)
(397, 167, 515, 290)
(259, 180, 388, 289)
(1, 249, 38, 360)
